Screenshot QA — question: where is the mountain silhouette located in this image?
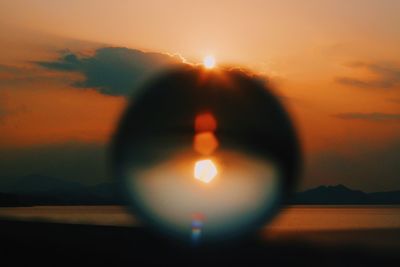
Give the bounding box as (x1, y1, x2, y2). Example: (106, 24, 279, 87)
(0, 174, 120, 206)
(292, 184, 400, 204)
(1, 174, 86, 196)
(0, 175, 400, 206)
(0, 192, 27, 207)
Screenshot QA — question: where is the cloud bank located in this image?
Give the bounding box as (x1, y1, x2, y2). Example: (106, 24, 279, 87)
(336, 62, 400, 89)
(37, 47, 184, 96)
(334, 112, 400, 122)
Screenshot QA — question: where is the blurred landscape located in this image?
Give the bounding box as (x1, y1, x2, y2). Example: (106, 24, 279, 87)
(1, 174, 400, 206)
(1, 204, 400, 253)
(1, 174, 400, 253)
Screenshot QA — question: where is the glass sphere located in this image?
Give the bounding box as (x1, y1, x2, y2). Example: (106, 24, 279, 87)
(111, 66, 301, 243)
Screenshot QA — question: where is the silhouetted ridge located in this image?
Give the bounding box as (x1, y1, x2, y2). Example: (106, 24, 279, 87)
(0, 174, 122, 206)
(0, 176, 400, 206)
(292, 184, 400, 204)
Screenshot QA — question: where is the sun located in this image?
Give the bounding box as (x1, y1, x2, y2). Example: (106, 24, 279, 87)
(194, 159, 218, 183)
(203, 55, 216, 69)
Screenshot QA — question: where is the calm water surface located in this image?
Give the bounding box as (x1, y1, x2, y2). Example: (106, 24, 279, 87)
(0, 205, 399, 230)
(1, 205, 400, 250)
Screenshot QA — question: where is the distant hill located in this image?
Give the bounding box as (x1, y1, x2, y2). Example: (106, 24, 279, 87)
(0, 192, 28, 207)
(0, 175, 400, 206)
(0, 174, 121, 206)
(1, 174, 87, 196)
(291, 184, 400, 204)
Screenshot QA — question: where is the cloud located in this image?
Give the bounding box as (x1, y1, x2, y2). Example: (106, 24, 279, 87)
(0, 64, 72, 86)
(37, 47, 184, 96)
(334, 112, 400, 122)
(335, 62, 400, 89)
(0, 90, 8, 123)
(0, 107, 4, 122)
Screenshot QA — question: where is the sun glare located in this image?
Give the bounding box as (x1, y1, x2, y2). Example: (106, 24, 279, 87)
(203, 55, 216, 69)
(194, 159, 218, 183)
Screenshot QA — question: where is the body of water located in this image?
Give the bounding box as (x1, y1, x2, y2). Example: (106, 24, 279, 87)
(1, 205, 400, 250)
(0, 205, 400, 229)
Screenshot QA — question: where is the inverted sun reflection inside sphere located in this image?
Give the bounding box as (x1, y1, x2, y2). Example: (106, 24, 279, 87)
(111, 66, 301, 243)
(194, 159, 217, 183)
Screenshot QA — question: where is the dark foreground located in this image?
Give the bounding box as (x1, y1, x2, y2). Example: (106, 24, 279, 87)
(0, 219, 399, 266)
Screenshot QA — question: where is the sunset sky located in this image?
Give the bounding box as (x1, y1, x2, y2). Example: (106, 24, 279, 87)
(0, 0, 399, 192)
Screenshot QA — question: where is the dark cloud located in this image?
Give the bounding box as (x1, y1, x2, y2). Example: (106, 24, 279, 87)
(335, 62, 400, 89)
(303, 139, 400, 192)
(334, 112, 400, 122)
(37, 47, 184, 96)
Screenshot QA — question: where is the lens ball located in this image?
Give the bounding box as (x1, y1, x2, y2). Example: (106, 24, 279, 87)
(111, 66, 301, 243)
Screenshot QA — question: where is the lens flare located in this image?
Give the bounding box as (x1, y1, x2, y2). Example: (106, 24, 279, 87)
(194, 159, 218, 183)
(195, 112, 217, 132)
(194, 132, 218, 155)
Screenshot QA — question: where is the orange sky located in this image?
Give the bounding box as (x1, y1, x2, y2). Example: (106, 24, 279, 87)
(0, 0, 399, 191)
